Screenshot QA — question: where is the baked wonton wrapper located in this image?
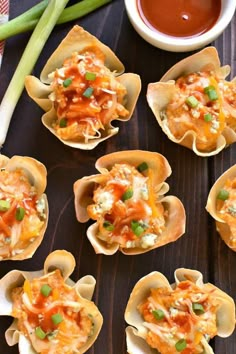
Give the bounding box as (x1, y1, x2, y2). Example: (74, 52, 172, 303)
(74, 150, 186, 255)
(25, 25, 141, 150)
(125, 268, 236, 354)
(206, 164, 236, 251)
(0, 154, 48, 261)
(147, 46, 236, 157)
(0, 250, 103, 354)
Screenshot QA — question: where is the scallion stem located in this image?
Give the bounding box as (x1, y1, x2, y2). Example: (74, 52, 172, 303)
(0, 0, 70, 147)
(0, 0, 112, 41)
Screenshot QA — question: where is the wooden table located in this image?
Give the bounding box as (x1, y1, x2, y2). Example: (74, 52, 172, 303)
(0, 1, 235, 353)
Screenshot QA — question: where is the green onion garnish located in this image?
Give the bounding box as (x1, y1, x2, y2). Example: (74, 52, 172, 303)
(103, 220, 115, 231)
(204, 113, 213, 122)
(59, 118, 68, 128)
(122, 188, 133, 201)
(204, 86, 218, 101)
(185, 96, 199, 108)
(51, 313, 63, 325)
(137, 162, 148, 172)
(35, 326, 47, 339)
(152, 309, 164, 320)
(131, 220, 144, 237)
(85, 71, 96, 81)
(83, 87, 94, 98)
(15, 207, 25, 221)
(63, 77, 72, 88)
(217, 189, 229, 201)
(175, 339, 187, 352)
(192, 303, 205, 315)
(40, 284, 52, 297)
(0, 200, 11, 212)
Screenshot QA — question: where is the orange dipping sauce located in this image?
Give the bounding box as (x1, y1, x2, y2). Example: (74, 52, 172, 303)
(137, 0, 221, 38)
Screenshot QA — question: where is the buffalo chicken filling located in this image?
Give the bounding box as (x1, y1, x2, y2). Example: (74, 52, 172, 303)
(138, 280, 218, 354)
(87, 162, 167, 249)
(216, 177, 236, 248)
(163, 71, 236, 152)
(0, 168, 46, 259)
(49, 47, 129, 142)
(11, 270, 94, 354)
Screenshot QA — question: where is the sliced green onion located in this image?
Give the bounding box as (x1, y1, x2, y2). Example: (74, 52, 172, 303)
(122, 188, 133, 201)
(204, 86, 218, 101)
(131, 220, 144, 237)
(47, 330, 59, 340)
(0, 0, 112, 41)
(59, 118, 68, 128)
(103, 220, 115, 231)
(51, 313, 63, 325)
(152, 309, 164, 320)
(175, 339, 187, 352)
(137, 162, 148, 172)
(192, 303, 205, 315)
(204, 113, 213, 122)
(0, 200, 11, 212)
(185, 96, 199, 108)
(85, 71, 96, 81)
(217, 189, 229, 201)
(83, 87, 94, 98)
(40, 284, 52, 297)
(35, 326, 47, 339)
(15, 207, 25, 221)
(0, 0, 70, 147)
(63, 77, 72, 88)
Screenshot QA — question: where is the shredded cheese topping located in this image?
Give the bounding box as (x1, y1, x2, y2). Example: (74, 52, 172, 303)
(87, 163, 167, 249)
(138, 280, 218, 354)
(11, 270, 94, 354)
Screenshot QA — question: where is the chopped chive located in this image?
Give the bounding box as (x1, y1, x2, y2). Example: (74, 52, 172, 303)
(175, 339, 187, 352)
(103, 220, 115, 231)
(51, 313, 63, 325)
(83, 87, 94, 98)
(217, 189, 229, 201)
(63, 77, 72, 88)
(85, 71, 96, 81)
(204, 113, 213, 122)
(152, 309, 164, 320)
(137, 162, 148, 172)
(35, 326, 47, 339)
(131, 220, 144, 237)
(122, 188, 133, 201)
(59, 118, 67, 128)
(204, 86, 218, 101)
(192, 303, 205, 315)
(185, 95, 199, 108)
(15, 207, 25, 221)
(0, 200, 11, 212)
(40, 284, 52, 297)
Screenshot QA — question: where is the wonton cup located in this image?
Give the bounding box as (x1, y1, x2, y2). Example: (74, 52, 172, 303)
(206, 164, 236, 251)
(0, 250, 103, 354)
(147, 46, 236, 157)
(74, 150, 186, 255)
(125, 268, 236, 354)
(25, 25, 141, 150)
(0, 154, 48, 261)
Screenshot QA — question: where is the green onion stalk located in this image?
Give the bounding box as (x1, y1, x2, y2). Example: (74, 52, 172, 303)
(0, 0, 112, 41)
(0, 0, 70, 147)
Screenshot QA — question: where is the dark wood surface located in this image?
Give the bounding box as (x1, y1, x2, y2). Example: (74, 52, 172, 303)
(0, 1, 235, 353)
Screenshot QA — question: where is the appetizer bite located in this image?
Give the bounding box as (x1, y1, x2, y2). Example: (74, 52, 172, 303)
(0, 250, 103, 354)
(74, 150, 185, 255)
(147, 47, 236, 156)
(125, 268, 235, 354)
(0, 154, 48, 261)
(25, 25, 141, 150)
(206, 164, 236, 251)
